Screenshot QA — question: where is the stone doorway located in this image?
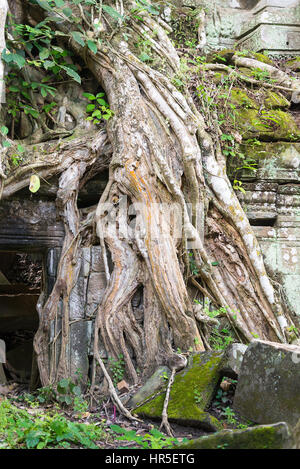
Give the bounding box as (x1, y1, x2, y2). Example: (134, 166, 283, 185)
(0, 251, 42, 389)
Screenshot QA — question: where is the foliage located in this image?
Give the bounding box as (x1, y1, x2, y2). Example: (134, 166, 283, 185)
(83, 92, 113, 124)
(209, 326, 234, 350)
(110, 424, 186, 449)
(108, 354, 125, 386)
(0, 398, 105, 449)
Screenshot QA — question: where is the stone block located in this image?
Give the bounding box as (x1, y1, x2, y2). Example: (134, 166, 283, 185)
(87, 272, 106, 305)
(234, 340, 300, 426)
(176, 422, 293, 449)
(134, 351, 227, 431)
(129, 366, 172, 408)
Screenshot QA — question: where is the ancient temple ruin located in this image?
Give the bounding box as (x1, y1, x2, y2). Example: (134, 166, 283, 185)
(186, 0, 300, 56)
(0, 0, 300, 389)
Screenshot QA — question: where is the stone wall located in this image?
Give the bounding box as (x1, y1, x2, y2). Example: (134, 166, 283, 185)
(237, 143, 300, 319)
(177, 0, 300, 56)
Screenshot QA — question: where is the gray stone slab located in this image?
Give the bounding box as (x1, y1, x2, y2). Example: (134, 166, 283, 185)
(234, 340, 300, 426)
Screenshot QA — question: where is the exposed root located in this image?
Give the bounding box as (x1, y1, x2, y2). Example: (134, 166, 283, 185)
(160, 355, 187, 438)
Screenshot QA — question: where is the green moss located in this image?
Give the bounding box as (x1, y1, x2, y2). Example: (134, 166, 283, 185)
(134, 351, 225, 431)
(251, 52, 273, 66)
(175, 423, 291, 449)
(207, 49, 236, 64)
(229, 88, 258, 109)
(236, 109, 300, 141)
(264, 90, 290, 110)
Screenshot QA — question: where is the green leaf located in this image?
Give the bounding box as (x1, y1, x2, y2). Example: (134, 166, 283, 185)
(29, 175, 40, 193)
(97, 98, 107, 106)
(58, 378, 70, 389)
(62, 7, 73, 17)
(0, 126, 9, 136)
(139, 52, 152, 62)
(83, 92, 96, 100)
(86, 104, 95, 112)
(87, 40, 97, 54)
(211, 261, 219, 266)
(91, 110, 102, 118)
(54, 0, 65, 7)
(36, 0, 52, 11)
(61, 65, 81, 83)
(39, 48, 50, 60)
(43, 60, 55, 70)
(17, 144, 25, 153)
(102, 4, 124, 21)
(72, 386, 81, 396)
(12, 53, 26, 69)
(71, 31, 85, 47)
(8, 86, 19, 92)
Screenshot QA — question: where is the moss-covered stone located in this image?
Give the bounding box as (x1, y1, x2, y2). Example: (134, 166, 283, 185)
(236, 108, 300, 141)
(175, 422, 292, 449)
(228, 141, 300, 181)
(133, 351, 225, 431)
(229, 88, 258, 109)
(264, 90, 290, 110)
(207, 49, 236, 64)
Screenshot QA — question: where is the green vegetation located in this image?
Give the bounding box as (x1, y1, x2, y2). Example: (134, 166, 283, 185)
(110, 424, 186, 449)
(108, 354, 125, 386)
(0, 398, 106, 449)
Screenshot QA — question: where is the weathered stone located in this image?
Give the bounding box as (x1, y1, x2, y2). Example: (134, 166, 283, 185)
(222, 343, 248, 375)
(232, 142, 300, 320)
(182, 1, 300, 56)
(0, 363, 6, 384)
(0, 339, 5, 363)
(133, 351, 227, 431)
(0, 199, 64, 250)
(129, 366, 172, 408)
(234, 340, 300, 426)
(176, 422, 293, 449)
(236, 109, 300, 141)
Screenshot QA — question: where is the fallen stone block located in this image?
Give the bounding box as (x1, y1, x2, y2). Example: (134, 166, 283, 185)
(234, 340, 300, 426)
(128, 366, 171, 408)
(133, 350, 226, 432)
(176, 422, 293, 449)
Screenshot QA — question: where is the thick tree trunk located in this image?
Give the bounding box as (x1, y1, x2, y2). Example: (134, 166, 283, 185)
(1, 1, 298, 388)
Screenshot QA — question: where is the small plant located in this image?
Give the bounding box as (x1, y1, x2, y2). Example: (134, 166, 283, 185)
(160, 371, 169, 381)
(209, 326, 234, 350)
(222, 406, 237, 425)
(56, 378, 82, 406)
(108, 354, 125, 386)
(194, 388, 203, 405)
(83, 92, 113, 124)
(110, 424, 186, 449)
